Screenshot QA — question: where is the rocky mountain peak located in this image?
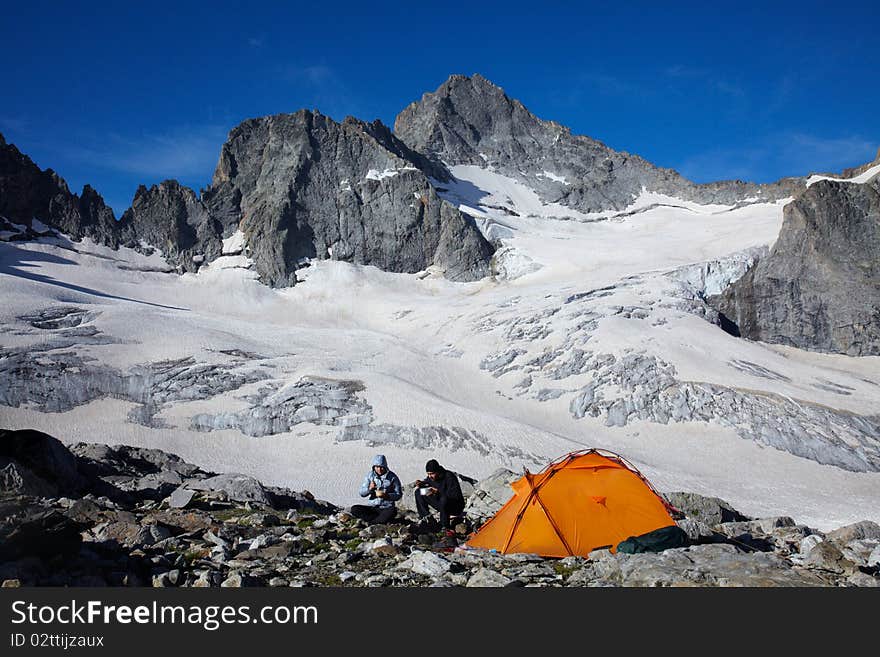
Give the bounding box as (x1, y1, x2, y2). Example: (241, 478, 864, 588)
(203, 109, 494, 286)
(394, 73, 548, 168)
(395, 74, 802, 213)
(0, 134, 118, 244)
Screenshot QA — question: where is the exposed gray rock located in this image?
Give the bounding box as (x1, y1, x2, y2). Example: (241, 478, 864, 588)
(825, 520, 880, 545)
(841, 539, 880, 566)
(666, 491, 750, 526)
(395, 75, 802, 215)
(186, 474, 270, 505)
(0, 428, 83, 496)
(612, 544, 831, 587)
(0, 502, 86, 562)
(0, 133, 119, 245)
(203, 111, 494, 286)
(221, 571, 261, 587)
(0, 462, 58, 497)
(799, 534, 825, 558)
(847, 572, 880, 587)
(168, 487, 196, 509)
(118, 180, 222, 274)
(466, 568, 516, 587)
(464, 468, 518, 520)
(2, 111, 495, 287)
(803, 541, 859, 575)
(401, 550, 452, 578)
(675, 517, 716, 543)
(712, 175, 880, 355)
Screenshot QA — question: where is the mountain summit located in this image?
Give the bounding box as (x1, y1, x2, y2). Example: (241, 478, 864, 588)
(395, 74, 802, 212)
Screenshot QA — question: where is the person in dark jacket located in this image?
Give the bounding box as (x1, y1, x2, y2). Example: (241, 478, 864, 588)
(350, 454, 403, 524)
(413, 459, 465, 529)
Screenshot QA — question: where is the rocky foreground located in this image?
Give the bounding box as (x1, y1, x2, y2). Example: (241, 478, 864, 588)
(1, 429, 878, 588)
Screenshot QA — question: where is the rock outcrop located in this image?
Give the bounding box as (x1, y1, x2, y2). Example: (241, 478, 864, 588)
(118, 180, 223, 274)
(203, 110, 493, 286)
(394, 74, 802, 212)
(0, 132, 118, 245)
(1, 110, 495, 286)
(712, 174, 880, 355)
(1, 429, 878, 588)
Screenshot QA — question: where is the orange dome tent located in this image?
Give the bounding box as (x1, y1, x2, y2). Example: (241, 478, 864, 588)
(466, 449, 678, 557)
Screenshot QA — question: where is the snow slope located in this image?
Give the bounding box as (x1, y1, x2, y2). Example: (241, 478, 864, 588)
(1, 171, 879, 530)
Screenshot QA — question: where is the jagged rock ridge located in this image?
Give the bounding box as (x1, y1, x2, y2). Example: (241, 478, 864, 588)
(0, 109, 495, 286)
(0, 133, 119, 245)
(394, 74, 803, 212)
(202, 111, 493, 286)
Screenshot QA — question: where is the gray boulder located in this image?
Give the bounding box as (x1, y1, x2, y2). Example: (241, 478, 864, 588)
(401, 550, 452, 578)
(464, 468, 519, 520)
(803, 541, 860, 575)
(466, 568, 517, 587)
(186, 473, 271, 505)
(620, 544, 831, 587)
(665, 491, 750, 526)
(825, 520, 880, 545)
(0, 429, 83, 496)
(168, 487, 197, 509)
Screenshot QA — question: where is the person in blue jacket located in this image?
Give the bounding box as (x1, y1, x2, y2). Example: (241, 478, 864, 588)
(350, 454, 403, 524)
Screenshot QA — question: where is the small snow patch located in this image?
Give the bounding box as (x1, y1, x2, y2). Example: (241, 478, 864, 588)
(537, 170, 570, 185)
(807, 162, 880, 188)
(365, 166, 417, 182)
(222, 230, 246, 256)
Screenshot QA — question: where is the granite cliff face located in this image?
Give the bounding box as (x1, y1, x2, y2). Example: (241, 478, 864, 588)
(203, 110, 493, 286)
(395, 74, 802, 212)
(711, 173, 880, 356)
(119, 180, 223, 273)
(0, 132, 118, 245)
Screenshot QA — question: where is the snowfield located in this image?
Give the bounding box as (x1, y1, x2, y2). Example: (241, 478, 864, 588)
(1, 169, 879, 530)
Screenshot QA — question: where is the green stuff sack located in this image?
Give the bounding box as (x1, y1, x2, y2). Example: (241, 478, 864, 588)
(616, 524, 689, 554)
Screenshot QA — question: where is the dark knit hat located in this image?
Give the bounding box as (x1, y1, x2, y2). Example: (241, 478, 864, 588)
(425, 459, 442, 473)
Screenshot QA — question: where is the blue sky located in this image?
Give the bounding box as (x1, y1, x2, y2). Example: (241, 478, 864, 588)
(3, 1, 877, 216)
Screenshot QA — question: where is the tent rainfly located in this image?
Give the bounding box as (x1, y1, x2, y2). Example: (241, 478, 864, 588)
(466, 449, 678, 557)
